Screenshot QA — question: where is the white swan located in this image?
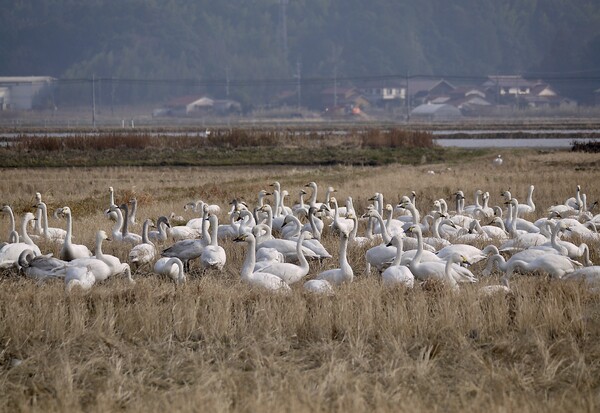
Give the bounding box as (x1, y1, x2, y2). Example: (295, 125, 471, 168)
(65, 265, 96, 292)
(65, 231, 134, 283)
(154, 257, 186, 284)
(57, 207, 92, 261)
(479, 277, 511, 297)
(281, 214, 332, 259)
(515, 185, 536, 217)
(35, 201, 67, 241)
(316, 232, 353, 286)
(200, 214, 227, 271)
(502, 253, 581, 281)
(437, 244, 496, 266)
(381, 236, 414, 288)
(234, 232, 291, 292)
(0, 212, 41, 268)
(258, 231, 311, 284)
(561, 266, 600, 288)
(493, 154, 503, 166)
(128, 219, 156, 269)
(405, 225, 476, 286)
(303, 279, 334, 295)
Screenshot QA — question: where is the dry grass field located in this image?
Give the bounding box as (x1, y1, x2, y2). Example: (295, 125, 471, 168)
(1, 148, 599, 412)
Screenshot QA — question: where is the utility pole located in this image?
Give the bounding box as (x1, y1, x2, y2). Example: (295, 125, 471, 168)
(405, 72, 410, 123)
(280, 0, 289, 65)
(295, 59, 302, 110)
(92, 74, 96, 127)
(225, 66, 230, 98)
(333, 64, 338, 108)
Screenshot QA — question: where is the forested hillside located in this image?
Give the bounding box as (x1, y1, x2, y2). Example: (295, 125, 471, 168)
(1, 0, 599, 106)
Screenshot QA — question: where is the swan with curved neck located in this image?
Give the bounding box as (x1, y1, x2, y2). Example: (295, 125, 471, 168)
(149, 216, 170, 243)
(2, 205, 16, 242)
(17, 249, 66, 280)
(282, 215, 331, 259)
(405, 225, 476, 287)
(0, 213, 41, 268)
(502, 253, 581, 282)
(257, 231, 311, 284)
(234, 232, 291, 292)
(154, 257, 186, 284)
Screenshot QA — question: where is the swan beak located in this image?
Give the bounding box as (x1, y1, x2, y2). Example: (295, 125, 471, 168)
(386, 241, 393, 247)
(233, 235, 246, 242)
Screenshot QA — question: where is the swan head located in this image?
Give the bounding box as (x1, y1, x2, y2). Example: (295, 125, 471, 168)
(35, 192, 42, 201)
(97, 230, 110, 241)
(406, 224, 421, 235)
(2, 205, 12, 214)
(305, 182, 317, 189)
(454, 191, 465, 199)
(367, 193, 379, 202)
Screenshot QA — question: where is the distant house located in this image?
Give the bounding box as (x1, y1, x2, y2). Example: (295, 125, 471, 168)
(0, 87, 9, 110)
(320, 87, 370, 111)
(410, 103, 462, 121)
(407, 78, 456, 106)
(483, 75, 537, 97)
(0, 76, 55, 110)
(156, 95, 241, 117)
(357, 79, 406, 107)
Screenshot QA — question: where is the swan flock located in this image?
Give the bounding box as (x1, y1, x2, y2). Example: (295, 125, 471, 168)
(1, 181, 599, 295)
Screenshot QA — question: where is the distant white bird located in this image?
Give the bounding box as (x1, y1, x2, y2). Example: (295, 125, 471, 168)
(493, 154, 503, 166)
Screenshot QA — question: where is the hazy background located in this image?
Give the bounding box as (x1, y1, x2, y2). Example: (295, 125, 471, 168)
(1, 0, 599, 110)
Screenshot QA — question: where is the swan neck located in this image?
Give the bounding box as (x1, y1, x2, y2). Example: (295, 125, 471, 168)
(391, 237, 404, 266)
(241, 237, 256, 280)
(297, 233, 309, 271)
(21, 216, 34, 245)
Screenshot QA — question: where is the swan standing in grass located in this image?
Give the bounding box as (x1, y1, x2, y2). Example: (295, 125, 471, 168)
(234, 232, 291, 292)
(106, 186, 118, 221)
(65, 231, 133, 283)
(515, 185, 536, 217)
(200, 214, 227, 271)
(35, 201, 67, 241)
(258, 231, 311, 285)
(16, 249, 66, 280)
(154, 257, 186, 284)
(316, 232, 353, 286)
(148, 216, 170, 243)
(437, 244, 497, 266)
(161, 207, 209, 271)
(128, 219, 156, 270)
(493, 154, 503, 166)
(65, 265, 96, 292)
(127, 198, 138, 227)
(58, 207, 92, 261)
(119, 203, 142, 245)
(405, 225, 476, 286)
(0, 212, 42, 268)
(281, 215, 332, 259)
(381, 235, 414, 288)
(502, 253, 581, 281)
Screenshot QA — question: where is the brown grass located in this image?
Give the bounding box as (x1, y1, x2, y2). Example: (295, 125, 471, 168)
(0, 149, 599, 412)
